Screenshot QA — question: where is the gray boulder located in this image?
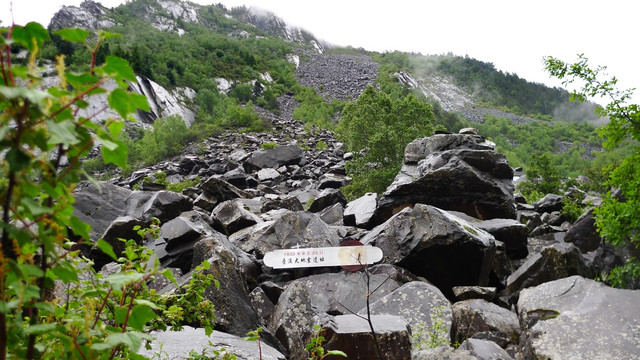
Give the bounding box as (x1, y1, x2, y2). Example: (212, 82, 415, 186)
(563, 208, 601, 253)
(126, 190, 193, 223)
(343, 192, 378, 229)
(458, 338, 515, 360)
(321, 314, 412, 360)
(475, 218, 529, 259)
(374, 133, 516, 225)
(518, 276, 640, 360)
(211, 199, 262, 236)
(229, 211, 341, 258)
(533, 193, 564, 213)
(307, 188, 347, 213)
(451, 299, 520, 347)
(362, 281, 452, 345)
(267, 267, 406, 359)
(243, 145, 305, 173)
(506, 242, 594, 296)
(140, 327, 286, 360)
(362, 204, 496, 299)
(200, 176, 251, 203)
(73, 182, 133, 241)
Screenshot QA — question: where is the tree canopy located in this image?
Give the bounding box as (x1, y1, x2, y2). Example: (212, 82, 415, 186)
(337, 85, 435, 198)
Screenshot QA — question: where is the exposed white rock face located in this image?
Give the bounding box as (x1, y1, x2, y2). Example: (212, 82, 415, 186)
(395, 71, 473, 112)
(151, 16, 185, 36)
(49, 0, 116, 31)
(158, 0, 199, 23)
(215, 78, 233, 93)
(286, 54, 300, 68)
(259, 73, 273, 83)
(129, 76, 196, 127)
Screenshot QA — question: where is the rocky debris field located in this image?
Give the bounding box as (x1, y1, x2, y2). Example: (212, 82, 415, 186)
(73, 114, 640, 359)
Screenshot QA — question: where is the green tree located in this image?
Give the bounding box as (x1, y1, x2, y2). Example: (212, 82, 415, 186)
(517, 152, 561, 201)
(545, 54, 640, 288)
(337, 86, 435, 198)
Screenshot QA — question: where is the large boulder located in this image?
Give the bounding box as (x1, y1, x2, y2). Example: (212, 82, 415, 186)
(563, 208, 601, 253)
(506, 242, 594, 296)
(362, 204, 496, 299)
(321, 314, 412, 360)
(343, 192, 378, 229)
(126, 190, 193, 223)
(451, 299, 520, 347)
(475, 218, 529, 259)
(73, 182, 133, 241)
(211, 199, 262, 236)
(229, 211, 341, 258)
(243, 145, 305, 173)
(362, 281, 452, 343)
(267, 267, 407, 359)
(140, 327, 286, 360)
(518, 276, 640, 360)
(373, 133, 516, 225)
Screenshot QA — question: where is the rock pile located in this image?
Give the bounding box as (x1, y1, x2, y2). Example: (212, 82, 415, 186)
(73, 120, 640, 359)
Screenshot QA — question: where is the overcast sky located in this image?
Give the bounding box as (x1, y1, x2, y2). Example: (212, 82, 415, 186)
(3, 0, 639, 104)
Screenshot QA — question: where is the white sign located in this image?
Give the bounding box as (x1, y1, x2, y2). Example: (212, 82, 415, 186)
(263, 246, 383, 269)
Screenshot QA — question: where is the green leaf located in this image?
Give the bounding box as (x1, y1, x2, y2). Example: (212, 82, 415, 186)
(133, 299, 162, 310)
(101, 139, 128, 169)
(104, 56, 136, 82)
(56, 28, 89, 43)
(98, 30, 122, 40)
(20, 197, 50, 216)
(130, 92, 150, 112)
(108, 88, 132, 118)
(105, 272, 144, 291)
(49, 261, 79, 283)
(24, 323, 57, 335)
(12, 22, 50, 50)
(46, 119, 79, 146)
(128, 305, 158, 331)
(326, 350, 348, 357)
(161, 268, 178, 286)
(69, 215, 91, 242)
(97, 239, 118, 261)
(107, 120, 125, 138)
(0, 86, 51, 103)
(66, 72, 101, 88)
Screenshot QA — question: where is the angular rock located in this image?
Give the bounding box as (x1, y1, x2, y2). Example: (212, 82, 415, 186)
(533, 193, 564, 213)
(73, 182, 133, 241)
(458, 338, 515, 360)
(154, 211, 219, 271)
(452, 286, 497, 302)
(243, 145, 305, 173)
(563, 208, 601, 253)
(518, 276, 640, 360)
(128, 190, 193, 223)
(317, 173, 351, 189)
(451, 299, 520, 347)
(475, 218, 529, 259)
(317, 202, 344, 225)
(221, 167, 258, 189)
(322, 314, 412, 360)
(257, 167, 281, 182)
(506, 242, 594, 295)
(307, 188, 347, 213)
(343, 192, 378, 229)
(140, 327, 286, 360)
(200, 176, 251, 202)
(363, 281, 452, 344)
(249, 286, 276, 325)
(260, 195, 304, 212)
(230, 211, 341, 258)
(362, 204, 496, 299)
(268, 268, 406, 359)
(93, 215, 147, 269)
(211, 199, 262, 236)
(374, 133, 516, 225)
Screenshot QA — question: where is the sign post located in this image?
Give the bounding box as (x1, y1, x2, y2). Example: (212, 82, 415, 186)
(263, 245, 383, 271)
